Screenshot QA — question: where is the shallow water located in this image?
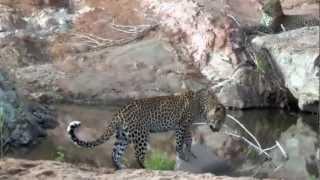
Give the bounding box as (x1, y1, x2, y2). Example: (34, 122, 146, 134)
(8, 104, 319, 174)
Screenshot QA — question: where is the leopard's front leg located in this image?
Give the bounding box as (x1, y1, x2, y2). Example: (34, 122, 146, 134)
(175, 127, 187, 161)
(175, 126, 196, 161)
(183, 128, 197, 159)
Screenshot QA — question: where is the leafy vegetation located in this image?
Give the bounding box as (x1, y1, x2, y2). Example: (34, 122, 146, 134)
(309, 175, 318, 180)
(55, 146, 66, 162)
(144, 151, 175, 171)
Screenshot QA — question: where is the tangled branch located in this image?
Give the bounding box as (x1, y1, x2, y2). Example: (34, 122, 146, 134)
(71, 20, 158, 51)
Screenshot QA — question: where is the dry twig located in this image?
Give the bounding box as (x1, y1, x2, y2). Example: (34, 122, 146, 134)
(70, 20, 158, 51)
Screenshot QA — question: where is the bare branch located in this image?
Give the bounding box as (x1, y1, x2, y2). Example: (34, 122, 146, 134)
(260, 144, 277, 153)
(227, 114, 262, 149)
(110, 19, 158, 34)
(69, 21, 158, 51)
(276, 140, 288, 160)
(224, 131, 271, 159)
(192, 114, 289, 163)
(226, 114, 289, 161)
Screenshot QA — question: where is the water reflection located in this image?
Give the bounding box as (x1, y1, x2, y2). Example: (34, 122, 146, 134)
(7, 105, 319, 178)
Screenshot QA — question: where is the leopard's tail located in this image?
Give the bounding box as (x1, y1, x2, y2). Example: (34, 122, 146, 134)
(67, 121, 115, 148)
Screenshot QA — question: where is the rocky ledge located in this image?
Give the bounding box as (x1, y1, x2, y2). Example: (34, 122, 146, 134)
(0, 158, 273, 180)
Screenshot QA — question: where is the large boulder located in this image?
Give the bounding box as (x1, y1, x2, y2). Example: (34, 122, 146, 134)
(215, 67, 287, 109)
(0, 36, 49, 71)
(0, 71, 57, 150)
(0, 4, 26, 33)
(266, 118, 319, 179)
(252, 26, 319, 112)
(15, 39, 207, 104)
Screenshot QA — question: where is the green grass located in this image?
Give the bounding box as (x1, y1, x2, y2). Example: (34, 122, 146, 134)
(309, 175, 318, 180)
(55, 146, 65, 162)
(144, 151, 175, 171)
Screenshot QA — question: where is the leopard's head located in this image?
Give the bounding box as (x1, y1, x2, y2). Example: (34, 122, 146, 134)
(197, 89, 226, 132)
(207, 103, 226, 132)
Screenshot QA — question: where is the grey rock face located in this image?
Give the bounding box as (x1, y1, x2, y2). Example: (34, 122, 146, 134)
(215, 67, 287, 109)
(268, 118, 319, 179)
(0, 5, 26, 32)
(252, 26, 319, 112)
(0, 71, 56, 150)
(14, 39, 207, 105)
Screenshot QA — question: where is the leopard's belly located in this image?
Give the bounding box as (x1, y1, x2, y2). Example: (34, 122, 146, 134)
(149, 118, 176, 133)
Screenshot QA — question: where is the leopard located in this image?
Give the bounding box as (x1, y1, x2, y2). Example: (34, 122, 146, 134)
(67, 89, 226, 169)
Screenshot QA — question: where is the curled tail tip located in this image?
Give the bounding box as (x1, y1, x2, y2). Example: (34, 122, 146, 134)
(67, 121, 81, 133)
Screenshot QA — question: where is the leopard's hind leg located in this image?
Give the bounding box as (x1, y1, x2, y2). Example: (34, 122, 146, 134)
(112, 128, 129, 170)
(133, 129, 149, 169)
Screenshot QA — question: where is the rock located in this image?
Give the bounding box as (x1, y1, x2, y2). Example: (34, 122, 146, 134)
(0, 158, 273, 180)
(0, 36, 49, 70)
(266, 118, 319, 180)
(0, 4, 73, 39)
(26, 102, 58, 129)
(9, 122, 45, 146)
(142, 0, 238, 77)
(15, 64, 67, 103)
(175, 144, 232, 175)
(15, 39, 207, 104)
(0, 70, 57, 150)
(0, 5, 27, 32)
(142, 0, 308, 110)
(252, 26, 319, 112)
(215, 67, 286, 109)
(24, 8, 72, 35)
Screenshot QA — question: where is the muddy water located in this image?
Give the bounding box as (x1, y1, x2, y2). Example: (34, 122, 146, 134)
(8, 104, 318, 171)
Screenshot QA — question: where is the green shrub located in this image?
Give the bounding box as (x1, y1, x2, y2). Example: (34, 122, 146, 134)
(144, 151, 175, 171)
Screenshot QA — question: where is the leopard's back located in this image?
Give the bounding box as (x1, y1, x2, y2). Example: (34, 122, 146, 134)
(114, 91, 195, 133)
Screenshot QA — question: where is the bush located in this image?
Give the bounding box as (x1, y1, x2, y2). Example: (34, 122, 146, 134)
(144, 151, 175, 171)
